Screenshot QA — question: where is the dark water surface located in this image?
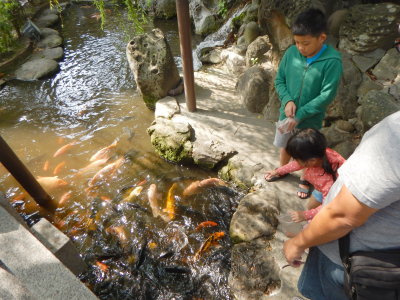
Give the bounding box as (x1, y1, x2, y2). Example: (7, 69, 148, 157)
(0, 4, 242, 299)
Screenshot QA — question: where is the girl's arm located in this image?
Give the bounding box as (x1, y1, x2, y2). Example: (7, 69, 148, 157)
(275, 160, 303, 175)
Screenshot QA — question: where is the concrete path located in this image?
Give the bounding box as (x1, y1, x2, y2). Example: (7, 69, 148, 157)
(173, 66, 308, 299)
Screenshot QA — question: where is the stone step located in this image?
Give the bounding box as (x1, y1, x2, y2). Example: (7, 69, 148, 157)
(0, 205, 97, 299)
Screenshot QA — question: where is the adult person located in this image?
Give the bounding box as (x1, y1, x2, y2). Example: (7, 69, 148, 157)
(284, 111, 400, 299)
(266, 8, 342, 201)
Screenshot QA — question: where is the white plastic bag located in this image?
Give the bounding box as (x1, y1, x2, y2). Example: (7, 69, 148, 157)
(276, 118, 293, 134)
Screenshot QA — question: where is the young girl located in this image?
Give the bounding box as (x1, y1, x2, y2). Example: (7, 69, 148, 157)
(264, 128, 345, 222)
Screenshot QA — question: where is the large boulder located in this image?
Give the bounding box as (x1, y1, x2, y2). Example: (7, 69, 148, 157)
(228, 237, 281, 300)
(327, 52, 362, 120)
(230, 189, 279, 243)
(37, 34, 63, 49)
(126, 28, 181, 110)
(15, 59, 59, 81)
(189, 0, 219, 36)
(236, 66, 270, 113)
(327, 9, 349, 38)
(147, 118, 193, 163)
(237, 21, 260, 48)
(359, 90, 400, 131)
(35, 13, 60, 28)
(154, 0, 176, 19)
(30, 47, 64, 61)
(220, 48, 246, 75)
(339, 3, 400, 54)
(245, 35, 272, 67)
(371, 48, 400, 82)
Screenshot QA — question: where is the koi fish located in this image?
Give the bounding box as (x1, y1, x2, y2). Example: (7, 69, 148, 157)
(95, 261, 108, 272)
(195, 221, 218, 231)
(164, 183, 177, 220)
(88, 157, 124, 187)
(76, 158, 108, 176)
(193, 232, 225, 261)
(43, 160, 50, 171)
(53, 161, 66, 175)
(53, 141, 77, 158)
(100, 195, 111, 201)
(89, 140, 118, 162)
(148, 184, 171, 222)
(106, 225, 128, 247)
(58, 191, 72, 207)
(122, 186, 143, 202)
(183, 178, 227, 196)
(37, 176, 68, 191)
(12, 192, 26, 202)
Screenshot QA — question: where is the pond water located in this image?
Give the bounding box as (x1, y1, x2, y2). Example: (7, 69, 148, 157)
(0, 4, 243, 299)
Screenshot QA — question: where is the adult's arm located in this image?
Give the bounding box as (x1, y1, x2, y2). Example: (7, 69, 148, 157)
(284, 184, 377, 266)
(295, 60, 342, 123)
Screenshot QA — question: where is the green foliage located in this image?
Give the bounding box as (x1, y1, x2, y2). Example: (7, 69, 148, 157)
(93, 0, 149, 34)
(217, 0, 228, 18)
(0, 0, 24, 53)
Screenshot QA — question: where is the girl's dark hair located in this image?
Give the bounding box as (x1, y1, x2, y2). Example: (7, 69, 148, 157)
(286, 128, 336, 180)
(291, 8, 327, 37)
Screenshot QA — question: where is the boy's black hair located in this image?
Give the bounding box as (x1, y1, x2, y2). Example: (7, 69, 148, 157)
(291, 8, 327, 37)
(286, 128, 337, 180)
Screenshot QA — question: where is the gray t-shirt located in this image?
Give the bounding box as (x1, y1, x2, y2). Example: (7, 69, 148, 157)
(318, 111, 400, 265)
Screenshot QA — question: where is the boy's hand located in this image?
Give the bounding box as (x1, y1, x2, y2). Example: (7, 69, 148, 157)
(286, 117, 298, 132)
(284, 101, 296, 118)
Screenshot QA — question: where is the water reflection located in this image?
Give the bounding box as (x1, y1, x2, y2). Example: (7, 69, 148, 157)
(0, 4, 242, 299)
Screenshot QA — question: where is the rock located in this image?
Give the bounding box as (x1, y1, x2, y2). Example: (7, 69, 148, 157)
(154, 0, 176, 19)
(262, 85, 280, 122)
(15, 58, 59, 81)
(230, 189, 279, 243)
(154, 96, 180, 119)
(327, 9, 349, 38)
(359, 90, 400, 131)
(333, 140, 358, 159)
(352, 48, 385, 73)
(40, 27, 59, 38)
(35, 13, 59, 28)
(221, 48, 246, 75)
(37, 34, 63, 48)
(147, 118, 193, 163)
(245, 35, 271, 67)
(387, 74, 400, 101)
(189, 0, 219, 36)
(321, 124, 352, 148)
(30, 47, 64, 61)
(357, 74, 383, 99)
(236, 66, 270, 113)
(334, 120, 354, 133)
(192, 138, 237, 169)
(126, 28, 180, 110)
(372, 48, 400, 82)
(200, 47, 223, 64)
(41, 8, 59, 15)
(327, 53, 362, 120)
(339, 3, 400, 54)
(242, 21, 260, 47)
(228, 237, 281, 300)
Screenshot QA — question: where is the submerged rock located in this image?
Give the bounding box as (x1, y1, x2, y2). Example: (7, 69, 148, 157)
(15, 58, 59, 81)
(126, 28, 181, 110)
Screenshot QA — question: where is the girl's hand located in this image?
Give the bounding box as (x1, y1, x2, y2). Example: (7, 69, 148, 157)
(264, 169, 278, 181)
(290, 210, 306, 222)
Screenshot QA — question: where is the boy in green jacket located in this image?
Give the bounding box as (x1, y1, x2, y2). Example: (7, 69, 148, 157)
(265, 8, 342, 198)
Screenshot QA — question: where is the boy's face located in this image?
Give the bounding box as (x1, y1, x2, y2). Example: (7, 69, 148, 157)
(294, 33, 327, 58)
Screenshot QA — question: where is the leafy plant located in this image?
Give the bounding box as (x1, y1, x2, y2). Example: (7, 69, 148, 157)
(217, 0, 228, 18)
(0, 0, 24, 53)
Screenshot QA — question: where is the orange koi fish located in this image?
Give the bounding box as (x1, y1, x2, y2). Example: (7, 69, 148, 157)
(53, 140, 77, 158)
(95, 261, 109, 272)
(122, 186, 143, 202)
(12, 192, 26, 202)
(89, 140, 118, 162)
(164, 183, 177, 220)
(195, 221, 218, 231)
(193, 232, 225, 260)
(106, 225, 128, 247)
(37, 176, 68, 191)
(58, 191, 72, 207)
(88, 157, 124, 187)
(100, 196, 111, 201)
(183, 178, 227, 196)
(147, 184, 171, 222)
(53, 161, 66, 175)
(43, 160, 50, 171)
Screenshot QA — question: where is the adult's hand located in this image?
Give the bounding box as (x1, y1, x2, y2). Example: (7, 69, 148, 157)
(284, 101, 296, 118)
(283, 238, 306, 267)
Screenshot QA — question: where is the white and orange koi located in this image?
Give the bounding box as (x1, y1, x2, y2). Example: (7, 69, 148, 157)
(58, 191, 72, 207)
(37, 176, 68, 191)
(43, 160, 50, 171)
(147, 184, 171, 222)
(53, 140, 77, 158)
(89, 140, 118, 162)
(106, 225, 128, 247)
(76, 158, 108, 176)
(122, 186, 143, 202)
(88, 157, 124, 187)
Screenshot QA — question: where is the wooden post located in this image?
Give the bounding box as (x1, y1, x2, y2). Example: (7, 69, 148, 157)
(176, 0, 196, 112)
(0, 135, 55, 211)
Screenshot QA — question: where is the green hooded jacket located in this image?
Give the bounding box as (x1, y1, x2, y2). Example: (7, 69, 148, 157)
(274, 44, 342, 129)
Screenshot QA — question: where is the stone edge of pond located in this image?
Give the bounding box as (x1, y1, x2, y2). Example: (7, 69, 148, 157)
(148, 95, 304, 299)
